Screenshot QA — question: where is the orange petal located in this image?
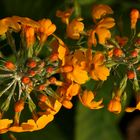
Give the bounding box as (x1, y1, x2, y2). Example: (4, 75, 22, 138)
(125, 107, 136, 112)
(92, 4, 113, 20)
(97, 17, 115, 29)
(96, 28, 111, 45)
(67, 66, 89, 84)
(89, 99, 104, 109)
(36, 114, 54, 130)
(0, 119, 13, 130)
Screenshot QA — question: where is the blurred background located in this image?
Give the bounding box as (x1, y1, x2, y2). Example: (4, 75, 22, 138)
(0, 0, 140, 140)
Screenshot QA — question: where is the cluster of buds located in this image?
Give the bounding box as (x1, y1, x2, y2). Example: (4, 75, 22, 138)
(0, 4, 140, 134)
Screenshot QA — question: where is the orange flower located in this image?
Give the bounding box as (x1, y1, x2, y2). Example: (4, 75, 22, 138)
(0, 16, 39, 35)
(58, 82, 80, 100)
(92, 4, 113, 21)
(9, 114, 54, 132)
(39, 96, 62, 116)
(38, 19, 56, 43)
(125, 102, 140, 112)
(65, 50, 89, 84)
(0, 17, 20, 35)
(79, 90, 103, 109)
(51, 35, 68, 65)
(57, 82, 80, 109)
(0, 119, 13, 134)
(108, 96, 121, 114)
(130, 9, 139, 29)
(125, 94, 140, 112)
(89, 52, 110, 81)
(66, 82, 80, 98)
(56, 9, 73, 24)
(66, 18, 84, 39)
(88, 17, 115, 46)
(12, 16, 39, 28)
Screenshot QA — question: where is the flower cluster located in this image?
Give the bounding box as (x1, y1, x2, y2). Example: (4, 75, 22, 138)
(0, 4, 140, 133)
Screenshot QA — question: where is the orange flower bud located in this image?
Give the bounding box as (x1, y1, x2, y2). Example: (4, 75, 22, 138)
(28, 70, 36, 77)
(25, 26, 35, 48)
(50, 53, 58, 61)
(108, 96, 121, 114)
(113, 48, 123, 57)
(131, 50, 138, 57)
(27, 60, 37, 68)
(22, 76, 31, 84)
(130, 9, 139, 29)
(39, 94, 47, 102)
(4, 61, 16, 71)
(14, 100, 24, 112)
(127, 71, 135, 79)
(46, 67, 53, 73)
(61, 65, 73, 73)
(49, 77, 56, 84)
(38, 84, 46, 91)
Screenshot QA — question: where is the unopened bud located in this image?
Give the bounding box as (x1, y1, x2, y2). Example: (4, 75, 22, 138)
(39, 94, 47, 102)
(127, 70, 135, 79)
(46, 67, 53, 73)
(113, 48, 123, 57)
(38, 84, 46, 91)
(108, 96, 121, 114)
(22, 76, 31, 84)
(14, 100, 24, 112)
(130, 9, 139, 29)
(27, 60, 37, 68)
(4, 61, 16, 71)
(49, 77, 57, 84)
(28, 70, 36, 77)
(50, 53, 58, 61)
(131, 50, 138, 57)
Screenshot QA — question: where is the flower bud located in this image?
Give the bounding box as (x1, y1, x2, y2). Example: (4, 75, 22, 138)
(127, 70, 135, 79)
(22, 76, 31, 84)
(39, 94, 47, 102)
(130, 9, 139, 29)
(49, 77, 57, 84)
(38, 84, 46, 91)
(27, 59, 37, 68)
(46, 67, 54, 73)
(25, 26, 35, 48)
(113, 48, 123, 57)
(4, 61, 16, 71)
(108, 96, 121, 114)
(14, 100, 24, 112)
(131, 50, 138, 57)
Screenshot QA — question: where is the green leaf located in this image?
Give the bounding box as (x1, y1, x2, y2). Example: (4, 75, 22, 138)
(2, 122, 68, 140)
